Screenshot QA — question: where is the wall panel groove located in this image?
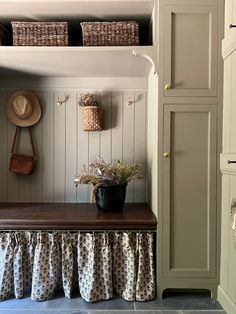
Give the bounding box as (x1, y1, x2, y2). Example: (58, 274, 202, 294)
(0, 88, 147, 203)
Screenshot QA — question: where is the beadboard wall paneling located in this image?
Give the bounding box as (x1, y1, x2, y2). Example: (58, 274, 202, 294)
(0, 89, 147, 203)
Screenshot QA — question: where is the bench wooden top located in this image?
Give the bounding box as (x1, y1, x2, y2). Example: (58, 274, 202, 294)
(0, 203, 157, 231)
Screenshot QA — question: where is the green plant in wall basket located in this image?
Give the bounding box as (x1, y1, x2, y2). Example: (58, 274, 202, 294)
(78, 92, 103, 131)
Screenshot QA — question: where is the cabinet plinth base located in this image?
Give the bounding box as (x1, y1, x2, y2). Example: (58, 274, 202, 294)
(157, 281, 218, 300)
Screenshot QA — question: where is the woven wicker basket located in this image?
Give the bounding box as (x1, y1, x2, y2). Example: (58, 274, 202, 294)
(11, 21, 68, 46)
(82, 106, 104, 131)
(80, 21, 139, 46)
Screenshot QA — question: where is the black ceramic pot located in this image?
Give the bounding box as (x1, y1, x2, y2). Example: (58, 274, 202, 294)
(95, 183, 127, 212)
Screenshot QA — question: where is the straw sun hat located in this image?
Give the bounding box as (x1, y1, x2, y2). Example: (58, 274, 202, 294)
(6, 90, 41, 127)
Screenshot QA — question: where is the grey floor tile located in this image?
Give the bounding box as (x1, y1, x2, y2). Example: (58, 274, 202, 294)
(0, 294, 47, 310)
(44, 292, 134, 311)
(81, 311, 138, 314)
(0, 310, 83, 314)
(182, 311, 226, 314)
(0, 311, 67, 314)
(0, 293, 226, 313)
(137, 312, 182, 314)
(133, 311, 182, 314)
(60, 312, 81, 314)
(83, 310, 183, 314)
(0, 311, 183, 314)
(135, 293, 223, 311)
(0, 311, 226, 314)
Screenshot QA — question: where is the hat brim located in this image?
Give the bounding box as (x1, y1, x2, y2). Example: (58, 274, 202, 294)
(6, 90, 41, 127)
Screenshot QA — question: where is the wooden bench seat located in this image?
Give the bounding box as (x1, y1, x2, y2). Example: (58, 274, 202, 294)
(0, 202, 157, 231)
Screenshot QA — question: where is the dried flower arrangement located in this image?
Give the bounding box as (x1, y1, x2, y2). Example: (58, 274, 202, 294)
(74, 156, 140, 201)
(78, 92, 98, 107)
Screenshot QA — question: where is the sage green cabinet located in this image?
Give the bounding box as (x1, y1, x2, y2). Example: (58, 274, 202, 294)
(161, 0, 219, 97)
(157, 0, 223, 299)
(162, 104, 217, 276)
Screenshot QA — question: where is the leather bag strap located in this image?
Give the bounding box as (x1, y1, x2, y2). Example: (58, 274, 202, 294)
(11, 126, 20, 154)
(11, 126, 36, 159)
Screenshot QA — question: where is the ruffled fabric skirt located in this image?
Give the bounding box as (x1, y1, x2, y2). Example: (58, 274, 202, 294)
(0, 231, 155, 302)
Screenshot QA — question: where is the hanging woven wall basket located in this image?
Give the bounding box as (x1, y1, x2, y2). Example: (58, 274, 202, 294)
(82, 106, 104, 131)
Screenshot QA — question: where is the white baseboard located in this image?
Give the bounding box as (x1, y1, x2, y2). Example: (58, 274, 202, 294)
(218, 285, 236, 314)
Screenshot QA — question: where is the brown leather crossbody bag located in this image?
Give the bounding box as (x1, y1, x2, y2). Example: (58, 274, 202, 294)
(9, 126, 36, 175)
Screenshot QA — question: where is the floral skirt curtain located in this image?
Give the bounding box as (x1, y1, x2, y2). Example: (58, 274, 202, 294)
(0, 231, 155, 302)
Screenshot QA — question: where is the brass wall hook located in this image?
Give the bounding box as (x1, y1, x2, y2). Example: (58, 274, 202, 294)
(127, 94, 142, 106)
(127, 97, 135, 106)
(56, 95, 69, 106)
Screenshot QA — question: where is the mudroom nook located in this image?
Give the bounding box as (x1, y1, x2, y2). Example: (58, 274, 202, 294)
(0, 0, 235, 313)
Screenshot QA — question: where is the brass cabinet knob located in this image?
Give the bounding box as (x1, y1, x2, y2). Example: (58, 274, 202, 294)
(164, 84, 171, 91)
(163, 152, 170, 157)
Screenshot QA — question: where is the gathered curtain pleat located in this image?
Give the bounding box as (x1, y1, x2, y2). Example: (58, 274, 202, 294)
(113, 232, 137, 301)
(136, 232, 155, 301)
(0, 234, 14, 301)
(77, 233, 113, 302)
(13, 233, 24, 299)
(31, 232, 61, 301)
(0, 231, 155, 302)
(61, 233, 74, 298)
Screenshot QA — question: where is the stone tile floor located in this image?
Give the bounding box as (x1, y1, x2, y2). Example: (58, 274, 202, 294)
(0, 291, 226, 314)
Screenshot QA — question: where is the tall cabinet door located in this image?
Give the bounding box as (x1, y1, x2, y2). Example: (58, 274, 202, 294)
(162, 104, 217, 277)
(162, 3, 218, 97)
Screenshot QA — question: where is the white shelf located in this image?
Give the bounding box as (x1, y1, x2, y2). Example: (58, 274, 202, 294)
(0, 0, 157, 79)
(0, 46, 157, 77)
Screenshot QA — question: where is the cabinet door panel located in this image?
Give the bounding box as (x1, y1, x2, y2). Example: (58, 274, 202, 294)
(225, 0, 233, 34)
(220, 174, 230, 292)
(222, 56, 231, 153)
(163, 5, 218, 97)
(225, 0, 236, 31)
(223, 52, 236, 154)
(228, 175, 236, 304)
(230, 53, 236, 153)
(163, 105, 217, 277)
